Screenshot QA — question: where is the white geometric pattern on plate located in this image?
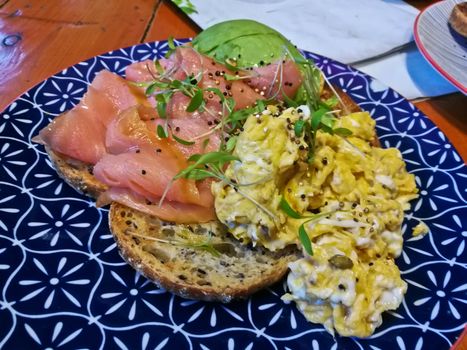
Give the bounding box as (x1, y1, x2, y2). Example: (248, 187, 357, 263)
(0, 39, 466, 349)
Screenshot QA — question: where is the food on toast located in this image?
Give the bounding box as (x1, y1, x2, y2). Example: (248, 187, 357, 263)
(34, 19, 419, 338)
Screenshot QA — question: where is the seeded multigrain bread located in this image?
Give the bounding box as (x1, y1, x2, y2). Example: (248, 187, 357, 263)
(449, 2, 467, 37)
(109, 202, 300, 302)
(44, 146, 107, 198)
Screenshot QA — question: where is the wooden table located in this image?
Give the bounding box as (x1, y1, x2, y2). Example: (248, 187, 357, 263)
(0, 0, 465, 163)
(0, 1, 465, 349)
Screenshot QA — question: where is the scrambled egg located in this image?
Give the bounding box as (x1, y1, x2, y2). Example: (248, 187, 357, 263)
(212, 106, 308, 251)
(412, 222, 429, 237)
(212, 106, 418, 337)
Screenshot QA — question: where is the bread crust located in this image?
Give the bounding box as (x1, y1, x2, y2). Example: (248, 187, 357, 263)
(45, 146, 107, 198)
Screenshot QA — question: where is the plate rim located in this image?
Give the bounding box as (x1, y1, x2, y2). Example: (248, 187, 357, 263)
(0, 38, 466, 349)
(413, 0, 467, 95)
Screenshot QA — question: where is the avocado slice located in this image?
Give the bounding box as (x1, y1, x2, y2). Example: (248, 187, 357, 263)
(192, 19, 304, 68)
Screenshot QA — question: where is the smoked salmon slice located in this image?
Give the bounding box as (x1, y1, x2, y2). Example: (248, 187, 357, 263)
(99, 187, 216, 223)
(36, 46, 303, 224)
(93, 146, 210, 207)
(35, 70, 150, 164)
(247, 60, 303, 100)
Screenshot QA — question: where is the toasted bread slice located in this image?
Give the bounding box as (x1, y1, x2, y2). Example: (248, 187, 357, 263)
(109, 202, 301, 302)
(45, 146, 107, 198)
(449, 2, 467, 37)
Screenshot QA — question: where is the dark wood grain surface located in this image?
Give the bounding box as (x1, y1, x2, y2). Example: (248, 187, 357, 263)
(0, 1, 465, 348)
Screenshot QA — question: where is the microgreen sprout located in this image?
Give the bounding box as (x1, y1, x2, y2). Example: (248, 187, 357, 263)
(127, 230, 222, 257)
(173, 151, 277, 220)
(279, 197, 336, 256)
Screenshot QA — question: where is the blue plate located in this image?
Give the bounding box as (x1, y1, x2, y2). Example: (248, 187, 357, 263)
(1, 40, 466, 349)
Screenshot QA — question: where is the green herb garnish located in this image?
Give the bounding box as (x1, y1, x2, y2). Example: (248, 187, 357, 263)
(172, 133, 196, 145)
(128, 230, 221, 257)
(157, 124, 168, 138)
(279, 197, 336, 256)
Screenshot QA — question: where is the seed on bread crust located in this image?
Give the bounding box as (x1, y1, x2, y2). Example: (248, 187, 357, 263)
(45, 146, 107, 198)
